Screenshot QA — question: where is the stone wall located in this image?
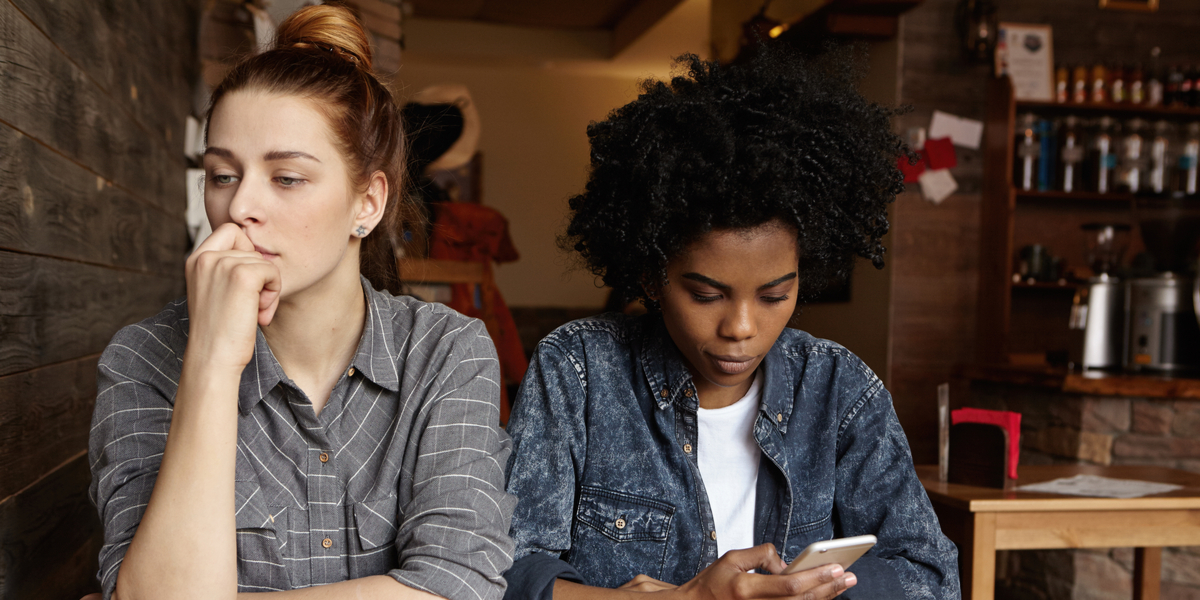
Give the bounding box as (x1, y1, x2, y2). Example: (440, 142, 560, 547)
(970, 382, 1200, 599)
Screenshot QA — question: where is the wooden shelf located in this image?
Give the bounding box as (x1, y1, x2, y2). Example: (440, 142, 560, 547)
(1011, 280, 1083, 291)
(1015, 190, 1135, 204)
(964, 363, 1200, 399)
(1015, 99, 1200, 119)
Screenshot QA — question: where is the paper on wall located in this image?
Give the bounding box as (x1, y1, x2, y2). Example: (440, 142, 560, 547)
(186, 168, 212, 253)
(929, 111, 984, 150)
(919, 168, 957, 204)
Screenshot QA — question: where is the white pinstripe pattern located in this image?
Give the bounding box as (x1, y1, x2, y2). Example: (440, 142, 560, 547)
(89, 278, 516, 599)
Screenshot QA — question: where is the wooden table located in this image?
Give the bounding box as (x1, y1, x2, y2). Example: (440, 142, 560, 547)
(917, 464, 1200, 600)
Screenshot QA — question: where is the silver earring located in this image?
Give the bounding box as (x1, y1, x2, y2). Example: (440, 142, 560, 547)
(355, 225, 367, 237)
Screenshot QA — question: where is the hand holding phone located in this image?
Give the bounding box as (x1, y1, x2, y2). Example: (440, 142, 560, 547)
(782, 534, 876, 574)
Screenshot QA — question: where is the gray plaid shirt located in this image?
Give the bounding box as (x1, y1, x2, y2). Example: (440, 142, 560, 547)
(89, 277, 516, 599)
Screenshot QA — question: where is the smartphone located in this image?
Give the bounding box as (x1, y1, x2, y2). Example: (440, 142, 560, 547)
(781, 534, 877, 574)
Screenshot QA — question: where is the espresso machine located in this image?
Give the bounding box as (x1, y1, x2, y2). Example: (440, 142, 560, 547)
(1069, 223, 1130, 370)
(1125, 195, 1200, 373)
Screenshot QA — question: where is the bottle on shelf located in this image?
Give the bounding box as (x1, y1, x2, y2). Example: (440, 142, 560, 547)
(1179, 122, 1200, 196)
(1059, 115, 1085, 193)
(1014, 112, 1041, 191)
(1085, 116, 1117, 194)
(1148, 120, 1172, 195)
(1188, 66, 1200, 107)
(1166, 65, 1184, 106)
(1115, 118, 1145, 194)
(1056, 66, 1070, 103)
(1111, 64, 1127, 104)
(1038, 118, 1057, 191)
(1180, 66, 1196, 107)
(1147, 48, 1164, 107)
(1073, 65, 1090, 104)
(1091, 65, 1109, 103)
(1130, 63, 1145, 105)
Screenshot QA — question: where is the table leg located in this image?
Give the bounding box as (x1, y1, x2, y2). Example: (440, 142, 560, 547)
(1133, 547, 1162, 600)
(963, 512, 996, 600)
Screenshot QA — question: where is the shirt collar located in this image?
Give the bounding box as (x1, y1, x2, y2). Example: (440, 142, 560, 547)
(237, 276, 401, 414)
(637, 315, 795, 431)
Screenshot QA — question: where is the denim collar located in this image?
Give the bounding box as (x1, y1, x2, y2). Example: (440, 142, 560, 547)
(636, 316, 795, 433)
(238, 276, 400, 414)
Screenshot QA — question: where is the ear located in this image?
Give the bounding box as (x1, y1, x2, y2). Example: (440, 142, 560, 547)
(354, 170, 388, 233)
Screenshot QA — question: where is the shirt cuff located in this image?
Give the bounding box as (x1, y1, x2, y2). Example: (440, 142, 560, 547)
(503, 553, 584, 600)
(841, 555, 904, 600)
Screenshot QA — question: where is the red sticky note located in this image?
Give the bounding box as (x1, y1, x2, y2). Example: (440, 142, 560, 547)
(898, 152, 926, 183)
(952, 408, 1021, 480)
(924, 136, 957, 170)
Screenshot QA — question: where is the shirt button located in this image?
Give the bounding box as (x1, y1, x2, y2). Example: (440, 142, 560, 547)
(347, 367, 356, 377)
(684, 388, 694, 398)
(322, 537, 333, 549)
(319, 452, 329, 463)
(615, 518, 626, 529)
(660, 388, 669, 398)
(777, 413, 784, 422)
(683, 443, 693, 454)
(710, 530, 718, 540)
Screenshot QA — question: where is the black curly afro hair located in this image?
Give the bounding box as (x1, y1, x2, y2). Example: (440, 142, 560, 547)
(560, 43, 906, 307)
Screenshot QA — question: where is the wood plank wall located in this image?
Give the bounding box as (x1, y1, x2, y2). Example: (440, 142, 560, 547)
(889, 0, 1200, 464)
(0, 1, 196, 596)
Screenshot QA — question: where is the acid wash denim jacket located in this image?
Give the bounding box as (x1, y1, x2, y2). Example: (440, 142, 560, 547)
(502, 313, 960, 600)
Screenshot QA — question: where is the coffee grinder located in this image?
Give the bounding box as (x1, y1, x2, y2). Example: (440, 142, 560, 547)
(1069, 223, 1130, 370)
(1125, 196, 1200, 373)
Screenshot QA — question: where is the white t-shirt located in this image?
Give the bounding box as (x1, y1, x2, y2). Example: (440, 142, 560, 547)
(696, 370, 763, 558)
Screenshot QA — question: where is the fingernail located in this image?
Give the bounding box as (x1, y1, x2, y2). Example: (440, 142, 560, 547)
(845, 574, 857, 587)
(830, 565, 844, 578)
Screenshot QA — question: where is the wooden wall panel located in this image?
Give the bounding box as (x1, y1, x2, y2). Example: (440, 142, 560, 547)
(0, 126, 187, 274)
(889, 0, 1200, 463)
(0, 0, 195, 594)
(0, 356, 99, 500)
(0, 0, 184, 212)
(0, 251, 182, 377)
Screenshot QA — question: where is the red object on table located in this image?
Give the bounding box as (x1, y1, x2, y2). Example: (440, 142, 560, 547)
(952, 408, 1021, 480)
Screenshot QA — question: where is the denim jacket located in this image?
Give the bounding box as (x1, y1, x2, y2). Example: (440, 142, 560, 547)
(503, 313, 959, 600)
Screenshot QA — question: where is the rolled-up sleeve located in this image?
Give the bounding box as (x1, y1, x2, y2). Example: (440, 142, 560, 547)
(390, 317, 518, 600)
(88, 324, 180, 599)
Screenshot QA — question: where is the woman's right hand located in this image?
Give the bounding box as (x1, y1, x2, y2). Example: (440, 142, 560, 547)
(184, 222, 282, 372)
(672, 544, 855, 600)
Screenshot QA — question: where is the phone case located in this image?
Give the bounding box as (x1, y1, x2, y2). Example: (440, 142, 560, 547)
(782, 534, 877, 574)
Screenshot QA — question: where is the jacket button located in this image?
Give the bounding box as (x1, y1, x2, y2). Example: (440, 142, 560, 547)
(684, 388, 693, 398)
(710, 530, 717, 540)
(322, 537, 333, 549)
(683, 443, 693, 454)
(615, 518, 626, 529)
(776, 413, 784, 422)
(319, 452, 329, 463)
(660, 388, 669, 398)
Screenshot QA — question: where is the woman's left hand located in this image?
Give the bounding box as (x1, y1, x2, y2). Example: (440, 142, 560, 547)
(619, 575, 678, 593)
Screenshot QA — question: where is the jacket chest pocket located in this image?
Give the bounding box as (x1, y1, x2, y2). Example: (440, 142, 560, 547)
(570, 486, 675, 585)
(782, 512, 833, 563)
(234, 480, 291, 591)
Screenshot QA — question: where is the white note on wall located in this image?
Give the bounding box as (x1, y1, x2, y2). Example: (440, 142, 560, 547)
(929, 111, 984, 150)
(919, 169, 958, 204)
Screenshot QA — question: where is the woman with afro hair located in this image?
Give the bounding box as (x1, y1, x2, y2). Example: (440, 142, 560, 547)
(501, 44, 960, 600)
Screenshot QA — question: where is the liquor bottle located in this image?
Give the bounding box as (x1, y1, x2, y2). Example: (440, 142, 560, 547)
(1188, 66, 1200, 107)
(1110, 64, 1126, 104)
(1147, 48, 1164, 106)
(1129, 63, 1145, 105)
(1115, 118, 1144, 194)
(1166, 65, 1184, 106)
(1091, 65, 1109, 103)
(1056, 66, 1069, 103)
(1014, 113, 1041, 191)
(1058, 115, 1085, 193)
(1084, 116, 1117, 194)
(1073, 65, 1089, 104)
(1180, 123, 1200, 196)
(1148, 120, 1171, 195)
(1178, 66, 1194, 107)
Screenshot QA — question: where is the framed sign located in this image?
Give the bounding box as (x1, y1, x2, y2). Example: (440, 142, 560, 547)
(995, 23, 1054, 101)
(1099, 0, 1158, 11)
